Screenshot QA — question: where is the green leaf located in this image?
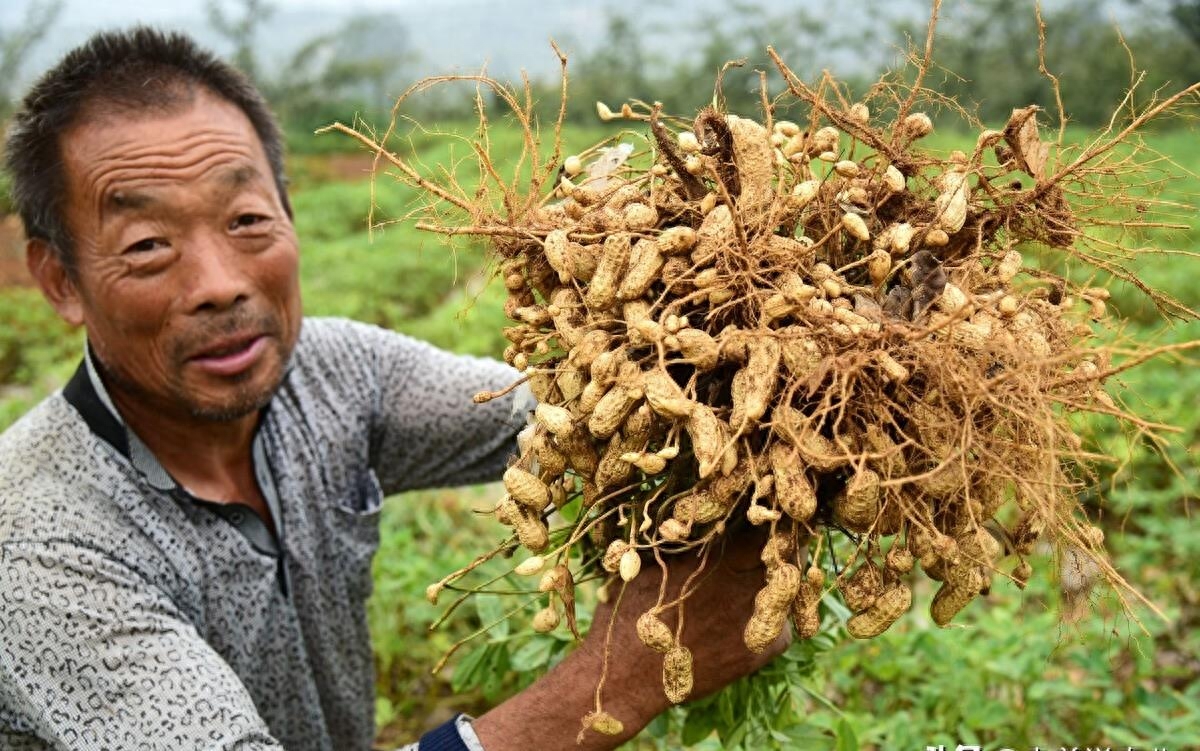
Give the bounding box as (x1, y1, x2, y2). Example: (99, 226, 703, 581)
(717, 719, 748, 749)
(682, 705, 717, 746)
(644, 712, 669, 739)
(834, 718, 858, 751)
(474, 593, 510, 639)
(480, 643, 511, 700)
(509, 636, 554, 672)
(374, 695, 396, 728)
(451, 643, 492, 693)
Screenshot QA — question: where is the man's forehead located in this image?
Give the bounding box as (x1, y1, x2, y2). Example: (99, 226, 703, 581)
(66, 89, 259, 154)
(61, 93, 271, 201)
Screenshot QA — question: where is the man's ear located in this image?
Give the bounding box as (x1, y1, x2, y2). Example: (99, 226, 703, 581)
(26, 239, 84, 326)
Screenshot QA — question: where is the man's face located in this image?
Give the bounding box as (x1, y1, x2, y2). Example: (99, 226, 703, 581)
(55, 90, 301, 423)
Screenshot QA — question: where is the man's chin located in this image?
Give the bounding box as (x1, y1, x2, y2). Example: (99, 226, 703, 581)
(185, 386, 277, 422)
(180, 365, 285, 422)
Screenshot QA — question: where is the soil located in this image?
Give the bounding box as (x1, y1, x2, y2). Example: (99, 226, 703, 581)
(290, 152, 379, 187)
(0, 215, 31, 288)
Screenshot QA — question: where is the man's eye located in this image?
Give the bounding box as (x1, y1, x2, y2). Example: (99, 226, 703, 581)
(230, 214, 267, 230)
(125, 238, 167, 253)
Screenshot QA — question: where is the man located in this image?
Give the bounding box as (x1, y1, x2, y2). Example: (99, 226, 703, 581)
(0, 28, 784, 750)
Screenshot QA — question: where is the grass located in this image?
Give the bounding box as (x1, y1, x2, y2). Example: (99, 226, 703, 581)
(1, 120, 1196, 749)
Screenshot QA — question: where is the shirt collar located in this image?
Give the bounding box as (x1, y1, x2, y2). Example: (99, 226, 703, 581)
(73, 346, 178, 491)
(82, 345, 119, 420)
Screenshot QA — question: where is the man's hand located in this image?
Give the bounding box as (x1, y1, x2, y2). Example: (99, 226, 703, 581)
(471, 525, 789, 750)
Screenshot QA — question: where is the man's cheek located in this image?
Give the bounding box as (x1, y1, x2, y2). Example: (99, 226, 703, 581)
(273, 246, 302, 289)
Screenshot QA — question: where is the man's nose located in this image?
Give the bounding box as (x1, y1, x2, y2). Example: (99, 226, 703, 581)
(184, 231, 252, 313)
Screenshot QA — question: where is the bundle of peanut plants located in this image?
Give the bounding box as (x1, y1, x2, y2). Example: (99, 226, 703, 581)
(324, 7, 1199, 739)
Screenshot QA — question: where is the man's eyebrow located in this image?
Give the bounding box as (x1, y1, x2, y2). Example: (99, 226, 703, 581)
(107, 190, 157, 212)
(221, 165, 260, 187)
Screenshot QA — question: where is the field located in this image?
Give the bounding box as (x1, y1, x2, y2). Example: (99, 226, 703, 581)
(1, 123, 1197, 750)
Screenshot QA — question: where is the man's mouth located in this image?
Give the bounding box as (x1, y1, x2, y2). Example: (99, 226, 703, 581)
(189, 334, 269, 377)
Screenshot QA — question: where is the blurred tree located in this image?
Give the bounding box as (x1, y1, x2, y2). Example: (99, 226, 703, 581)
(922, 0, 1194, 128)
(582, 14, 650, 96)
(1166, 0, 1200, 44)
(560, 12, 656, 122)
(523, 0, 1199, 131)
(664, 0, 834, 117)
(1128, 0, 1200, 47)
(319, 15, 410, 109)
(1124, 0, 1200, 86)
(206, 0, 276, 84)
(265, 13, 415, 137)
(204, 5, 415, 151)
(552, 1, 841, 123)
(0, 0, 63, 119)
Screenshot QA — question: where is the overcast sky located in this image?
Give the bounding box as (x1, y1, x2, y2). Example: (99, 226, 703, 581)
(5, 0, 1144, 95)
(4, 0, 568, 87)
(4, 0, 719, 92)
(2, 0, 424, 26)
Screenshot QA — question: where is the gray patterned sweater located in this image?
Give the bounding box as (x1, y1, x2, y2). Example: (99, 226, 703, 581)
(0, 318, 525, 750)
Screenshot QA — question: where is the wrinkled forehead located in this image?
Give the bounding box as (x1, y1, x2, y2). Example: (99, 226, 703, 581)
(59, 89, 270, 205)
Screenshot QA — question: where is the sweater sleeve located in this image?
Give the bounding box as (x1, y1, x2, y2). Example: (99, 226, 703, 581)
(303, 318, 530, 496)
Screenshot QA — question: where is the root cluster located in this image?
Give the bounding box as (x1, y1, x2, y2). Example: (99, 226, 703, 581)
(490, 100, 1114, 650)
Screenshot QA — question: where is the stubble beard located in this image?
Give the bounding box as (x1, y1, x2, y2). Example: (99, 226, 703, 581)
(180, 358, 283, 421)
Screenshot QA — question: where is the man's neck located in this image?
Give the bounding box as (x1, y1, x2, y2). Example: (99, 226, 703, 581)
(111, 387, 263, 505)
(124, 395, 255, 489)
(82, 348, 273, 521)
